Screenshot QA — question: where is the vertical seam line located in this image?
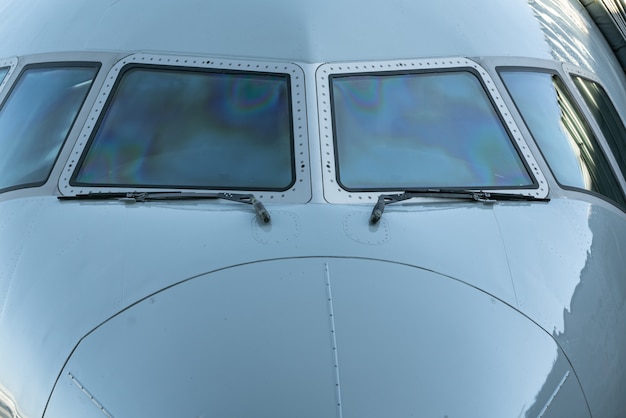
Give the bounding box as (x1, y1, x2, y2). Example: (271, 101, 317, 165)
(324, 262, 344, 418)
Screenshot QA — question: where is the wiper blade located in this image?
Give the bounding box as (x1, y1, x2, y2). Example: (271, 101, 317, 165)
(370, 189, 549, 224)
(59, 191, 271, 223)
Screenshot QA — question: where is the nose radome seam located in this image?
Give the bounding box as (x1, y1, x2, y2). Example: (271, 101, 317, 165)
(324, 262, 344, 418)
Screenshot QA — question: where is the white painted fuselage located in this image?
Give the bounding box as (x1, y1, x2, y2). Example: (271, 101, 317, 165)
(0, 1, 625, 417)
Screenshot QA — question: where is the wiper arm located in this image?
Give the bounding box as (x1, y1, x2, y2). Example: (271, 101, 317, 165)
(59, 191, 271, 223)
(370, 189, 549, 224)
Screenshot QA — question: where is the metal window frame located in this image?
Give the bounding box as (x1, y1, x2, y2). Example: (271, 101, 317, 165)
(316, 57, 548, 204)
(0, 57, 18, 98)
(59, 53, 311, 203)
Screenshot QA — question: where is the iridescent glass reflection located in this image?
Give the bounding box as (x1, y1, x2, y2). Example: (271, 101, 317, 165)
(73, 67, 294, 191)
(330, 71, 533, 190)
(501, 71, 626, 208)
(0, 65, 98, 192)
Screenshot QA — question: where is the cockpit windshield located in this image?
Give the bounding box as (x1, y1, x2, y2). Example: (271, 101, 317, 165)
(329, 70, 534, 191)
(72, 66, 295, 191)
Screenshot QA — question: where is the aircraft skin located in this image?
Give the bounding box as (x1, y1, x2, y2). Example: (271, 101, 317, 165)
(0, 0, 625, 417)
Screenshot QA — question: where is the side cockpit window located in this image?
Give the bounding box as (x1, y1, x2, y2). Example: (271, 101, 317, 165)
(0, 64, 99, 193)
(330, 71, 534, 190)
(500, 70, 626, 208)
(71, 66, 295, 191)
(571, 76, 626, 181)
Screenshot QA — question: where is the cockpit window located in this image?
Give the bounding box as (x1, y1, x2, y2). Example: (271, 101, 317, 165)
(0, 67, 8, 84)
(500, 70, 626, 208)
(0, 64, 98, 193)
(571, 76, 626, 181)
(72, 66, 294, 191)
(330, 71, 534, 190)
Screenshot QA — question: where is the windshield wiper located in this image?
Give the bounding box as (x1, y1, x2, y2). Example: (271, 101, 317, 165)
(59, 191, 271, 223)
(370, 189, 549, 224)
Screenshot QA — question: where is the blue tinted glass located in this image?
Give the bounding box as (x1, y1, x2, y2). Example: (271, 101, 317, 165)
(331, 72, 533, 190)
(74, 67, 294, 191)
(0, 67, 8, 84)
(0, 65, 98, 192)
(501, 71, 626, 207)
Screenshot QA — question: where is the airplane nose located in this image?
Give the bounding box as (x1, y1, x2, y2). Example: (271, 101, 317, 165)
(44, 258, 589, 418)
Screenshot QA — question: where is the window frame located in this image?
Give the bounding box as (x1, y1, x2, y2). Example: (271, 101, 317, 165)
(316, 57, 548, 203)
(59, 53, 311, 203)
(0, 57, 17, 94)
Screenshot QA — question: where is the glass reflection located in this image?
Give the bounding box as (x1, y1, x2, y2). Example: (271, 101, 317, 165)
(0, 65, 98, 192)
(0, 67, 8, 84)
(330, 71, 533, 190)
(572, 76, 626, 182)
(501, 71, 626, 208)
(73, 67, 294, 191)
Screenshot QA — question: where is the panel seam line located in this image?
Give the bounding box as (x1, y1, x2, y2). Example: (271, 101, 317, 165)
(324, 262, 344, 418)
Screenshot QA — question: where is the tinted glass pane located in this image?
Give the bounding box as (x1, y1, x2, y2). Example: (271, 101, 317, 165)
(0, 67, 8, 84)
(572, 76, 626, 181)
(501, 71, 626, 207)
(0, 65, 98, 192)
(330, 71, 533, 190)
(73, 67, 294, 191)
